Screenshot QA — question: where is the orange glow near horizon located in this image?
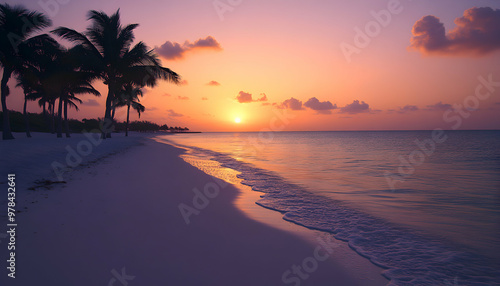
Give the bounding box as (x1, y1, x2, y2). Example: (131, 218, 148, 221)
(3, 0, 500, 132)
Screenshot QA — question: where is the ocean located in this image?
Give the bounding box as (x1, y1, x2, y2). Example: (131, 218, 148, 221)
(162, 130, 500, 285)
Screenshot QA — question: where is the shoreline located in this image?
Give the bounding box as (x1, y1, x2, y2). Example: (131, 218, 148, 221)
(160, 136, 389, 284)
(0, 133, 388, 285)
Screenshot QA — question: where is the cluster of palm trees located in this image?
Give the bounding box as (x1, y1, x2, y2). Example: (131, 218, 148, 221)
(0, 4, 180, 140)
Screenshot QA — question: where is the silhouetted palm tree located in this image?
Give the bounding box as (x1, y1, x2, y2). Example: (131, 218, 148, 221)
(63, 93, 82, 137)
(15, 35, 60, 137)
(53, 47, 100, 138)
(15, 39, 100, 138)
(15, 72, 38, 138)
(60, 64, 100, 138)
(0, 4, 52, 139)
(115, 84, 144, 136)
(15, 68, 35, 137)
(52, 9, 180, 139)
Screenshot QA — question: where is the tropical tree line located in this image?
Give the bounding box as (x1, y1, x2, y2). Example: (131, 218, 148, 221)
(0, 110, 188, 133)
(0, 4, 180, 140)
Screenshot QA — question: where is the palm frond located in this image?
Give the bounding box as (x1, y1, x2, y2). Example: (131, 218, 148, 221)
(0, 4, 52, 37)
(131, 101, 145, 117)
(51, 27, 102, 59)
(66, 98, 80, 111)
(118, 23, 139, 54)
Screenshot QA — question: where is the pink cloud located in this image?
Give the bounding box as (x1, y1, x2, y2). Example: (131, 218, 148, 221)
(410, 7, 500, 56)
(279, 97, 304, 110)
(340, 100, 370, 114)
(304, 97, 337, 114)
(207, 81, 220, 86)
(156, 36, 222, 60)
(236, 91, 253, 103)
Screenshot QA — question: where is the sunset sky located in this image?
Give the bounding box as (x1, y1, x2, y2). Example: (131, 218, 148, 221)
(4, 0, 500, 131)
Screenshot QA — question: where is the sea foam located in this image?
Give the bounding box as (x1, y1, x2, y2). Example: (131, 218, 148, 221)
(173, 142, 500, 286)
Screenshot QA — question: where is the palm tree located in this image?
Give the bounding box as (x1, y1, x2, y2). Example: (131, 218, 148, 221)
(54, 47, 100, 138)
(32, 90, 53, 132)
(115, 84, 144, 136)
(63, 93, 82, 138)
(61, 81, 100, 138)
(15, 39, 100, 138)
(48, 96, 57, 133)
(15, 71, 37, 138)
(52, 9, 180, 139)
(0, 4, 52, 140)
(14, 35, 60, 137)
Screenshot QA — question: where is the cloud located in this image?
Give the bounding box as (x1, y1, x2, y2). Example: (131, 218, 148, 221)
(177, 96, 189, 100)
(304, 97, 337, 114)
(156, 36, 222, 60)
(82, 99, 100, 106)
(167, 109, 183, 117)
(162, 93, 172, 97)
(156, 41, 184, 60)
(179, 80, 189, 86)
(410, 7, 500, 56)
(201, 97, 208, 100)
(236, 91, 253, 103)
(340, 100, 370, 114)
(279, 97, 304, 110)
(207, 80, 220, 86)
(426, 101, 452, 111)
(398, 105, 419, 113)
(235, 92, 268, 103)
(187, 36, 221, 50)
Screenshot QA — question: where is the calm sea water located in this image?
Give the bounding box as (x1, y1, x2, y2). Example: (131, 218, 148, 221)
(163, 131, 500, 285)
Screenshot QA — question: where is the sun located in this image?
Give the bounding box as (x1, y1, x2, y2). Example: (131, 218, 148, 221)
(234, 117, 241, 124)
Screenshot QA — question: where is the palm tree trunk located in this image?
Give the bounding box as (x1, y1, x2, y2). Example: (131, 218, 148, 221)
(23, 95, 32, 138)
(64, 100, 70, 138)
(126, 103, 130, 137)
(103, 84, 115, 139)
(42, 103, 50, 132)
(50, 102, 55, 134)
(1, 68, 15, 140)
(56, 96, 63, 138)
(111, 105, 116, 120)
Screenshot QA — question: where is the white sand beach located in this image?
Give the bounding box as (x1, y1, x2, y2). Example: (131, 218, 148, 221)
(0, 133, 388, 285)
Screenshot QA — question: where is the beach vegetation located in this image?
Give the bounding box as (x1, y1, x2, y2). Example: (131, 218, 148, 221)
(0, 3, 52, 139)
